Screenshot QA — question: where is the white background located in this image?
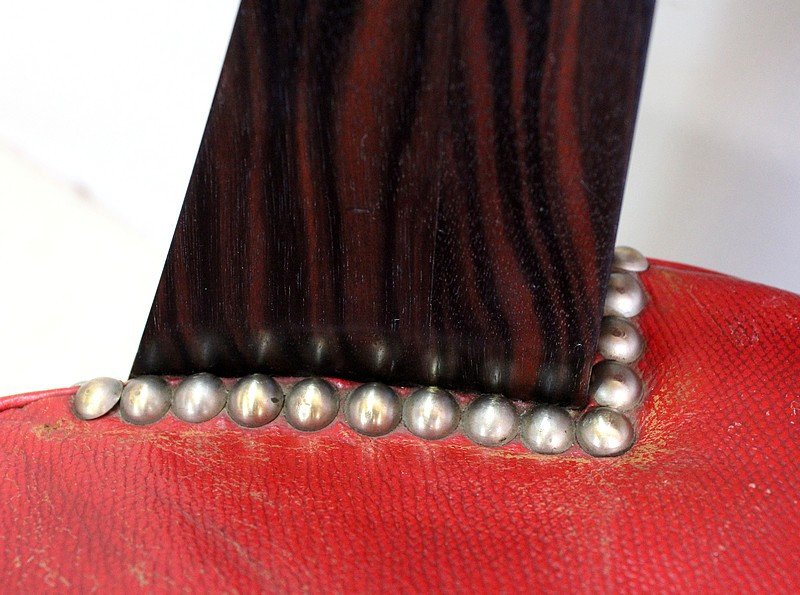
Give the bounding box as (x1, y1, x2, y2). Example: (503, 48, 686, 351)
(1, 1, 798, 395)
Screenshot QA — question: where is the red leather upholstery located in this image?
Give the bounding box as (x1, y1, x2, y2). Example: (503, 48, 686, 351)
(1, 260, 799, 592)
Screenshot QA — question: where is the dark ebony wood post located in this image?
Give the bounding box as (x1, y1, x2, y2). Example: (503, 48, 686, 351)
(133, 0, 654, 404)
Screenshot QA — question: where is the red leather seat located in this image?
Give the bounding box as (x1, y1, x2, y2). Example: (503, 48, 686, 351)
(2, 259, 798, 592)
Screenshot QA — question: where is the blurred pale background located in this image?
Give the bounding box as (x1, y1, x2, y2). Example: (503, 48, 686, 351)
(0, 1, 798, 395)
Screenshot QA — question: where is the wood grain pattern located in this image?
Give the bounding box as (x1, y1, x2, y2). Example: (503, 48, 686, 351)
(133, 0, 654, 403)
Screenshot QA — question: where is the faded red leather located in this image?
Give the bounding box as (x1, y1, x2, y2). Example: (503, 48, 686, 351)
(1, 260, 799, 592)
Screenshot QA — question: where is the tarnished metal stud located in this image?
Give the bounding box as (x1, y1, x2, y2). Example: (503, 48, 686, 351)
(402, 387, 461, 440)
(604, 271, 646, 318)
(120, 376, 171, 425)
(597, 316, 644, 364)
(612, 246, 649, 272)
(344, 382, 402, 437)
(576, 407, 635, 457)
(227, 374, 284, 428)
(284, 378, 338, 432)
(73, 377, 123, 420)
(520, 405, 574, 454)
(589, 360, 643, 411)
(172, 373, 227, 423)
(461, 395, 518, 447)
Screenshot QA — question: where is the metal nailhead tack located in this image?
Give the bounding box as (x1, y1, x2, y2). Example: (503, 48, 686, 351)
(604, 271, 646, 318)
(172, 373, 227, 423)
(226, 374, 284, 428)
(612, 245, 649, 273)
(576, 407, 635, 457)
(597, 316, 645, 364)
(589, 360, 643, 411)
(344, 382, 402, 437)
(461, 394, 518, 447)
(284, 377, 339, 432)
(520, 405, 575, 455)
(73, 377, 123, 420)
(403, 387, 461, 440)
(120, 376, 172, 425)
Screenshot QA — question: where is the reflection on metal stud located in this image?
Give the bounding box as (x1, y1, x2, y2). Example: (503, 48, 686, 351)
(403, 387, 460, 440)
(577, 407, 635, 457)
(120, 376, 171, 425)
(597, 316, 644, 364)
(520, 405, 574, 454)
(589, 360, 643, 411)
(604, 271, 646, 318)
(344, 383, 401, 437)
(284, 378, 338, 432)
(612, 246, 649, 272)
(461, 395, 518, 447)
(73, 377, 123, 420)
(227, 374, 284, 428)
(172, 373, 227, 423)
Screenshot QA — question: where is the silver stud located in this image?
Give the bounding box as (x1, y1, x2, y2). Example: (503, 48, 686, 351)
(612, 246, 649, 272)
(402, 387, 460, 440)
(576, 407, 635, 457)
(73, 377, 123, 420)
(597, 316, 644, 364)
(226, 374, 284, 428)
(520, 405, 574, 454)
(604, 271, 646, 318)
(120, 376, 171, 425)
(344, 382, 402, 437)
(284, 378, 338, 432)
(172, 373, 227, 423)
(589, 360, 643, 411)
(461, 395, 518, 447)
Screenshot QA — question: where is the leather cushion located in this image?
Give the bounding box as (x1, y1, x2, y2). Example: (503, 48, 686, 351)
(1, 260, 798, 592)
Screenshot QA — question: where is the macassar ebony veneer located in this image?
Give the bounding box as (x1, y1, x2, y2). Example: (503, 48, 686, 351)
(133, 0, 655, 404)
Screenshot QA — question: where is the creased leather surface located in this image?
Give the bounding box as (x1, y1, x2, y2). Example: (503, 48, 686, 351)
(1, 260, 799, 593)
